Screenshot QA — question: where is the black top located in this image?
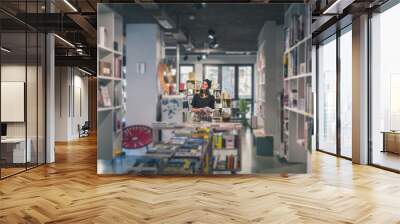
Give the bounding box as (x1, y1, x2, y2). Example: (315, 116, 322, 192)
(191, 94, 215, 109)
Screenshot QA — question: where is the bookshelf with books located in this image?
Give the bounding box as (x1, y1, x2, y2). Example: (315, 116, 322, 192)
(97, 4, 125, 163)
(210, 126, 241, 174)
(281, 5, 312, 163)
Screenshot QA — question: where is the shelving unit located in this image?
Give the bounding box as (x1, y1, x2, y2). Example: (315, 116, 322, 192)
(281, 5, 313, 163)
(254, 40, 266, 132)
(97, 4, 125, 164)
(210, 126, 241, 174)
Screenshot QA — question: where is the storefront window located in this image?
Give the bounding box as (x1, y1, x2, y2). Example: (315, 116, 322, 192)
(179, 65, 194, 86)
(318, 35, 337, 154)
(221, 66, 235, 98)
(371, 3, 400, 171)
(238, 66, 252, 99)
(204, 65, 219, 89)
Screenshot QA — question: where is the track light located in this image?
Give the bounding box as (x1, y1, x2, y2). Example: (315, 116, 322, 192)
(202, 54, 207, 60)
(197, 55, 202, 61)
(208, 29, 215, 40)
(54, 34, 75, 48)
(209, 39, 219, 49)
(1, 47, 11, 53)
(78, 67, 93, 76)
(63, 0, 78, 12)
(183, 55, 188, 61)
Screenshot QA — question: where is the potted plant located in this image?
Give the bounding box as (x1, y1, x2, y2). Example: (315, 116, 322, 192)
(238, 99, 250, 127)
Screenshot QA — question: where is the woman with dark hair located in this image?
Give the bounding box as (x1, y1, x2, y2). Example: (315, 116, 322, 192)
(191, 79, 215, 113)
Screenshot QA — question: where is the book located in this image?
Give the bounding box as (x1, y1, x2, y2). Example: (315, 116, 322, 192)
(132, 159, 159, 174)
(146, 144, 175, 158)
(163, 158, 198, 174)
(114, 58, 121, 78)
(113, 111, 121, 132)
(99, 61, 112, 76)
(114, 41, 119, 51)
(213, 134, 223, 149)
(224, 135, 235, 149)
(99, 26, 106, 47)
(100, 85, 112, 107)
(169, 136, 187, 145)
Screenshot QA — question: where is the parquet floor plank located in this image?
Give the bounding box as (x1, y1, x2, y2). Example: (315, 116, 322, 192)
(1, 135, 400, 223)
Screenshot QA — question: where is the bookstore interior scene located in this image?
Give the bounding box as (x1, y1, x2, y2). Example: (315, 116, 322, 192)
(96, 3, 313, 175)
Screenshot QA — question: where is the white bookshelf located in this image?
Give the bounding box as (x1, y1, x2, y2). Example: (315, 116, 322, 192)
(281, 5, 312, 163)
(97, 4, 124, 162)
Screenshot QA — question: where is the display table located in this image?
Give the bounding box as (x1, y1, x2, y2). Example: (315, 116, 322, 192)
(382, 131, 400, 154)
(1, 138, 32, 165)
(151, 121, 242, 174)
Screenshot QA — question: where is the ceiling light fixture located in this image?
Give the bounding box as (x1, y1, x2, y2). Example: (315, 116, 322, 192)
(78, 67, 93, 76)
(322, 0, 353, 15)
(157, 19, 175, 30)
(209, 39, 219, 49)
(54, 34, 75, 48)
(202, 54, 207, 60)
(1, 47, 11, 53)
(208, 29, 215, 40)
(63, 0, 78, 12)
(165, 46, 177, 50)
(76, 48, 84, 55)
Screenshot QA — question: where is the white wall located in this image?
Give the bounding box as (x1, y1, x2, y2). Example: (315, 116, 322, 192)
(54, 67, 89, 141)
(1, 65, 40, 137)
(1, 64, 46, 163)
(125, 24, 161, 127)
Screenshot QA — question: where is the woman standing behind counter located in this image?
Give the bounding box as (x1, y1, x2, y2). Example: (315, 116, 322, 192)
(191, 79, 215, 114)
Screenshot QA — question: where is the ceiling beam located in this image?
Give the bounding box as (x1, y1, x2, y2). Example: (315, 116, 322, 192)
(55, 55, 96, 69)
(67, 13, 97, 39)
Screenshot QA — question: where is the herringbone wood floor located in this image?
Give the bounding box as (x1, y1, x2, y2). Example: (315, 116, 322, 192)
(1, 135, 400, 224)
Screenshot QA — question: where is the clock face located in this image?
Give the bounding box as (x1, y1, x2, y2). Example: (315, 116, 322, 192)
(122, 125, 152, 149)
